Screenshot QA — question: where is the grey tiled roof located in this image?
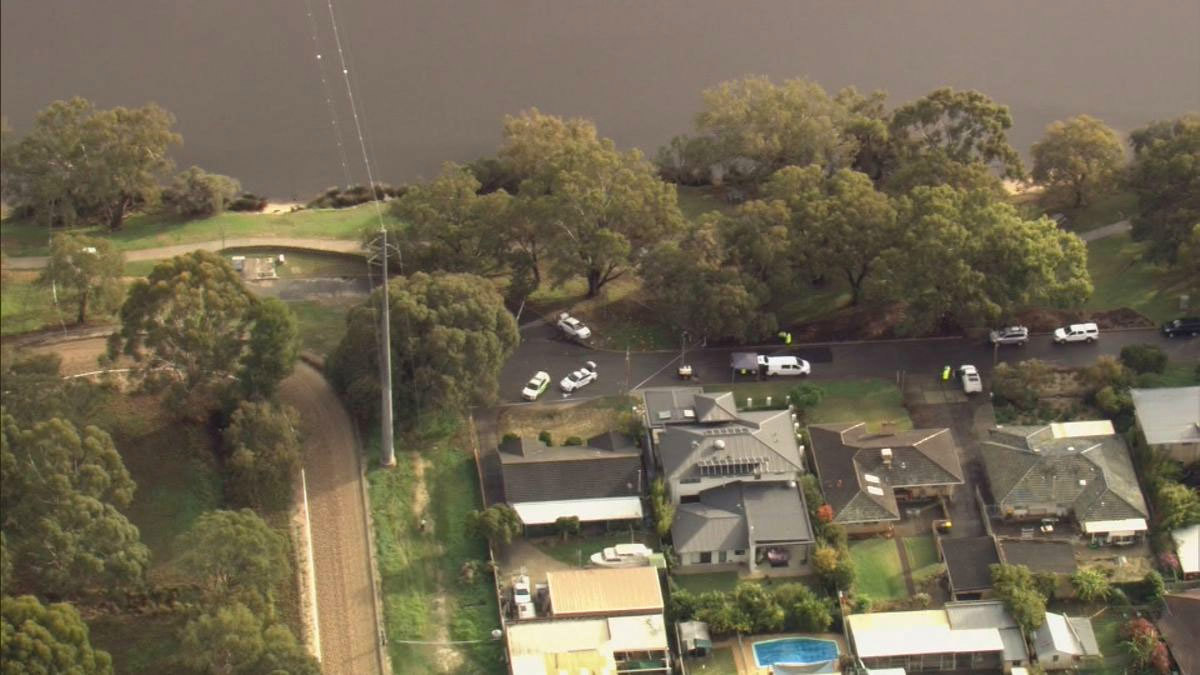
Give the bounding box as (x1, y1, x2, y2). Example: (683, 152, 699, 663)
(981, 425, 1148, 522)
(694, 392, 739, 423)
(942, 536, 1001, 593)
(671, 480, 813, 554)
(499, 436, 642, 503)
(808, 422, 964, 525)
(642, 387, 704, 427)
(659, 409, 804, 484)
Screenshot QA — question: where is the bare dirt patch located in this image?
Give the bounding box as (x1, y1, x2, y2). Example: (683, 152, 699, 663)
(498, 397, 634, 441)
(1013, 307, 1153, 331)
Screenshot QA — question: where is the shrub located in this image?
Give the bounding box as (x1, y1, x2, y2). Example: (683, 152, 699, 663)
(307, 183, 405, 209)
(162, 166, 241, 218)
(1120, 344, 1168, 374)
(501, 432, 519, 443)
(1082, 355, 1133, 390)
(537, 430, 553, 446)
(788, 383, 824, 421)
(228, 192, 268, 212)
(992, 360, 1051, 411)
(563, 436, 583, 446)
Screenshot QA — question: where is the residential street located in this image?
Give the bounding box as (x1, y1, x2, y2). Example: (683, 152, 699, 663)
(499, 323, 1199, 405)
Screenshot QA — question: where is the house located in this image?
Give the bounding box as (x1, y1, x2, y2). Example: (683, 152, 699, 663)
(1173, 524, 1200, 579)
(808, 423, 964, 536)
(641, 388, 814, 573)
(506, 615, 670, 675)
(940, 536, 1001, 601)
(1131, 386, 1200, 463)
(846, 600, 1028, 672)
(499, 432, 643, 528)
(1157, 590, 1200, 675)
(981, 421, 1150, 544)
(1033, 613, 1101, 670)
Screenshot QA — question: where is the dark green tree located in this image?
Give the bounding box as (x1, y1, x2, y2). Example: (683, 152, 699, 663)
(0, 595, 113, 674)
(990, 564, 1047, 635)
(464, 504, 523, 545)
(1127, 114, 1200, 264)
(238, 297, 300, 400)
(1, 97, 180, 229)
(772, 583, 832, 632)
(37, 233, 125, 324)
(889, 87, 1024, 181)
(162, 166, 241, 218)
(178, 602, 320, 675)
(223, 401, 302, 511)
(176, 509, 290, 607)
(1070, 568, 1110, 602)
(1031, 115, 1126, 208)
(328, 272, 519, 424)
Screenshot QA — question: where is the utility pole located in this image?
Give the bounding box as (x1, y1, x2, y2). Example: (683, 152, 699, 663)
(378, 224, 397, 467)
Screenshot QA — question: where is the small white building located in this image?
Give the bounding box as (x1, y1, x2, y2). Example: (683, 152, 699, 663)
(1173, 524, 1200, 579)
(1033, 612, 1101, 670)
(1131, 386, 1200, 464)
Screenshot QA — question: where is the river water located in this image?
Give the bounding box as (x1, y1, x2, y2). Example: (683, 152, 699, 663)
(2, 0, 1197, 198)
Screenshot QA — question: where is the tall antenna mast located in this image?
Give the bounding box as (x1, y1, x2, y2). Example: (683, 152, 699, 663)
(378, 226, 396, 467)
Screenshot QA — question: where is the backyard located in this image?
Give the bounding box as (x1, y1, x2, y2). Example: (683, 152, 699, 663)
(367, 420, 504, 674)
(682, 646, 739, 675)
(535, 529, 649, 568)
(848, 538, 908, 601)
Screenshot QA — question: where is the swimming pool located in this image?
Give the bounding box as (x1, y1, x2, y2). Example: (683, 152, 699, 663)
(752, 637, 839, 668)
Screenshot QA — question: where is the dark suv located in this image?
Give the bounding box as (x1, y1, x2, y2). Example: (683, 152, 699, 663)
(1162, 317, 1200, 338)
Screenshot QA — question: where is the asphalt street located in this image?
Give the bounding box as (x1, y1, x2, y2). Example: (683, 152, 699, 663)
(499, 323, 1200, 404)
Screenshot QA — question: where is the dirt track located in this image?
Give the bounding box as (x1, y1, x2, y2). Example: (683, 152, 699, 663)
(280, 363, 383, 675)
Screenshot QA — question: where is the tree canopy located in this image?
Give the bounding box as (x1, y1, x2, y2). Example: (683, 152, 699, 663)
(1031, 115, 1126, 208)
(1127, 113, 1200, 264)
(465, 504, 522, 545)
(499, 109, 684, 297)
(990, 564, 1047, 635)
(0, 595, 113, 674)
(888, 87, 1023, 181)
(0, 413, 147, 594)
(162, 166, 241, 218)
(1, 97, 180, 229)
(328, 272, 519, 424)
(176, 509, 290, 608)
(178, 602, 319, 675)
(223, 401, 302, 511)
(108, 251, 299, 410)
(37, 232, 125, 325)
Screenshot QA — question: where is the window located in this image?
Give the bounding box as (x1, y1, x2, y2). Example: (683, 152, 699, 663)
(699, 552, 712, 564)
(734, 549, 745, 556)
(718, 551, 727, 563)
(1053, 656, 1060, 662)
(681, 495, 700, 504)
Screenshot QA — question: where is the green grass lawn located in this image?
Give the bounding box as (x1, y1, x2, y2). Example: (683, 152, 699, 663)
(671, 572, 744, 595)
(0, 270, 69, 335)
(902, 535, 938, 570)
(683, 646, 739, 675)
(1134, 360, 1200, 388)
(367, 420, 503, 674)
(88, 614, 190, 675)
(848, 538, 908, 600)
(223, 248, 367, 279)
(704, 378, 912, 431)
(285, 297, 358, 357)
(0, 204, 389, 257)
(536, 530, 648, 568)
(1049, 190, 1138, 233)
(1081, 610, 1135, 674)
(1085, 233, 1197, 323)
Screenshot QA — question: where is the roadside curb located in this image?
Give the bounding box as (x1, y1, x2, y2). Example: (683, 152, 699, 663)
(347, 400, 393, 675)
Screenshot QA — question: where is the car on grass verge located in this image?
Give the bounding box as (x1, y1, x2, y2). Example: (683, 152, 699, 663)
(521, 371, 551, 401)
(1053, 322, 1099, 344)
(989, 326, 1029, 346)
(556, 312, 592, 340)
(560, 361, 598, 393)
(1162, 317, 1200, 338)
(958, 365, 983, 394)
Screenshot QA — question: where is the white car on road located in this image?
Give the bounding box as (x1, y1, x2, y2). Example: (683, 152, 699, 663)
(959, 365, 983, 394)
(560, 361, 598, 393)
(1053, 322, 1099, 344)
(521, 371, 550, 401)
(556, 312, 592, 340)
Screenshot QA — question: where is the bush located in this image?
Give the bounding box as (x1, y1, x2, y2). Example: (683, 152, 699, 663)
(501, 432, 519, 443)
(162, 166, 241, 218)
(537, 430, 553, 446)
(788, 383, 824, 421)
(1120, 344, 1168, 374)
(227, 192, 268, 212)
(563, 436, 583, 446)
(1082, 355, 1133, 390)
(992, 360, 1051, 411)
(307, 183, 405, 209)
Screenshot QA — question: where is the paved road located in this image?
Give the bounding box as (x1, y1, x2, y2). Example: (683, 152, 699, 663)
(1, 237, 364, 270)
(499, 323, 1199, 404)
(1079, 219, 1132, 242)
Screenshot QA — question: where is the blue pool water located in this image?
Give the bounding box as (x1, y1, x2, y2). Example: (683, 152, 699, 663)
(752, 637, 839, 668)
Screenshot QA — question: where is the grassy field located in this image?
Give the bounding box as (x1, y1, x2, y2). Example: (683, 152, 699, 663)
(1085, 233, 1197, 323)
(902, 535, 938, 570)
(671, 572, 744, 595)
(0, 204, 388, 257)
(0, 270, 68, 335)
(848, 538, 907, 600)
(524, 275, 677, 351)
(1081, 609, 1135, 674)
(1054, 191, 1138, 233)
(703, 378, 912, 431)
(1135, 360, 1200, 388)
(286, 297, 358, 357)
(536, 530, 648, 568)
(683, 646, 739, 675)
(367, 420, 503, 674)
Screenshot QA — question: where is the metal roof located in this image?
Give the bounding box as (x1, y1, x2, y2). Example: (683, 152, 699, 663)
(1131, 387, 1200, 445)
(546, 567, 663, 617)
(510, 497, 644, 525)
(1034, 613, 1101, 658)
(1173, 524, 1200, 575)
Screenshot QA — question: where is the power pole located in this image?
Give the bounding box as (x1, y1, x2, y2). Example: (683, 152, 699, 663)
(378, 225, 397, 467)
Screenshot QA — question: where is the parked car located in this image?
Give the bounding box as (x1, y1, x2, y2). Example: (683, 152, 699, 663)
(1053, 322, 1099, 344)
(989, 326, 1029, 346)
(521, 371, 550, 401)
(556, 312, 592, 340)
(1162, 317, 1200, 338)
(559, 361, 598, 393)
(958, 365, 983, 394)
(512, 575, 535, 619)
(757, 355, 811, 376)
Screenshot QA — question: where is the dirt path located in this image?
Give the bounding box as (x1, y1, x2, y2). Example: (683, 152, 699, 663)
(1079, 219, 1131, 242)
(2, 237, 364, 270)
(409, 452, 464, 673)
(280, 364, 384, 675)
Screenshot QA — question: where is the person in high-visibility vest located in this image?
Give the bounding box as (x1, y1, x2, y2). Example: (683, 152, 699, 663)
(941, 365, 952, 381)
(785, 332, 792, 345)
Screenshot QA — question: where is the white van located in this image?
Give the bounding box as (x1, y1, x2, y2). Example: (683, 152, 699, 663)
(757, 355, 811, 376)
(1053, 322, 1099, 344)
